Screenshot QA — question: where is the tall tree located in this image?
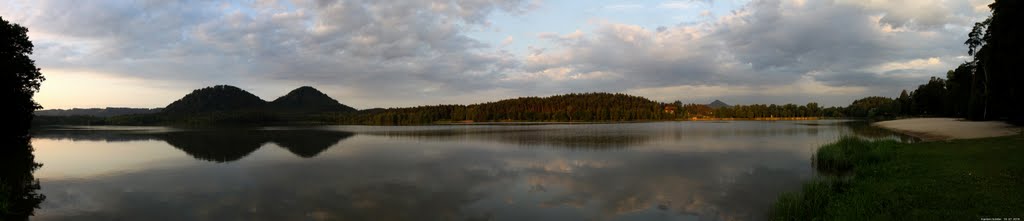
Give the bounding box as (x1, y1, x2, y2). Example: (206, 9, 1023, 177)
(1, 16, 45, 220)
(965, 0, 1023, 123)
(2, 17, 45, 133)
(896, 90, 912, 115)
(911, 77, 948, 116)
(945, 63, 974, 117)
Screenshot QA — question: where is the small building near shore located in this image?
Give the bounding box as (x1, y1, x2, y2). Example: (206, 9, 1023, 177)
(663, 105, 678, 114)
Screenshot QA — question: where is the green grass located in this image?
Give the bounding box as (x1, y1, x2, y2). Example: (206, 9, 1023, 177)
(771, 135, 1024, 220)
(813, 137, 901, 174)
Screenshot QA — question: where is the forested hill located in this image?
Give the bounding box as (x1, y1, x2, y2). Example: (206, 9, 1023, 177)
(67, 85, 364, 126)
(338, 93, 673, 125)
(163, 85, 266, 114)
(270, 86, 357, 112)
(161, 85, 357, 114)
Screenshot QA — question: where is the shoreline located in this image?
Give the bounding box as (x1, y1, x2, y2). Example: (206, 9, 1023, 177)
(434, 117, 830, 125)
(872, 118, 1020, 142)
(35, 118, 847, 128)
(770, 135, 1024, 219)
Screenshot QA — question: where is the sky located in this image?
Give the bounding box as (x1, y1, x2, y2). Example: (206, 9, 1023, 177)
(1, 0, 995, 109)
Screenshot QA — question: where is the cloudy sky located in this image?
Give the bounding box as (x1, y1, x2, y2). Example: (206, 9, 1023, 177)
(1, 0, 994, 109)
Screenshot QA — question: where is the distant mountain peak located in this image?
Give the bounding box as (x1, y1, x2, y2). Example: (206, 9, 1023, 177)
(708, 100, 730, 109)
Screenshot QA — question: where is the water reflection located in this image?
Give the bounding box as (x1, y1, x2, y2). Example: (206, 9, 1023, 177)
(365, 128, 653, 150)
(841, 121, 919, 142)
(34, 139, 809, 221)
(1, 136, 45, 220)
(29, 121, 916, 221)
(339, 120, 916, 150)
(35, 129, 354, 162)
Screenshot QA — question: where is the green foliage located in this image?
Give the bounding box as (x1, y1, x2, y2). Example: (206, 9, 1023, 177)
(813, 137, 899, 174)
(337, 93, 674, 125)
(845, 96, 895, 118)
(680, 103, 713, 118)
(771, 135, 1024, 220)
(710, 103, 828, 119)
(36, 107, 162, 117)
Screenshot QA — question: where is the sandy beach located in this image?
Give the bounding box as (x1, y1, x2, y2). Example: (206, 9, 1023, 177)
(873, 118, 1021, 141)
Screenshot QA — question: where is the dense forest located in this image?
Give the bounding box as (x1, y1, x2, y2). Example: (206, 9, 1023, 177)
(334, 93, 674, 125)
(35, 107, 162, 117)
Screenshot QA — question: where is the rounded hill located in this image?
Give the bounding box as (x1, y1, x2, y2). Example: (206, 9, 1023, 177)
(270, 86, 356, 112)
(163, 85, 266, 114)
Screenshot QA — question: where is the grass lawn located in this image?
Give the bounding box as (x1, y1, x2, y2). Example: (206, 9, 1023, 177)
(771, 135, 1024, 220)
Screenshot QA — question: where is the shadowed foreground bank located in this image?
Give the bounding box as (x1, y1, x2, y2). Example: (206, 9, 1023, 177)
(770, 135, 1024, 220)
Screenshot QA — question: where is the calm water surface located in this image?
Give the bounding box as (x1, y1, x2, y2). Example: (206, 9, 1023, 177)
(29, 121, 913, 221)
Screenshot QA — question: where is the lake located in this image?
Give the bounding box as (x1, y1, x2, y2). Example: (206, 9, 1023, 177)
(27, 120, 914, 221)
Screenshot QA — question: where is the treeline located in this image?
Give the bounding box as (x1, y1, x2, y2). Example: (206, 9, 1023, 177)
(33, 112, 288, 126)
(36, 107, 162, 117)
(714, 103, 844, 118)
(837, 1, 1022, 123)
(665, 102, 843, 119)
(834, 73, 975, 119)
(333, 93, 674, 125)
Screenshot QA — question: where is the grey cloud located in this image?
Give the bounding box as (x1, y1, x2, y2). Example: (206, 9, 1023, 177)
(521, 24, 725, 92)
(3, 0, 991, 107)
(8, 0, 531, 106)
(520, 0, 984, 105)
(716, 0, 884, 72)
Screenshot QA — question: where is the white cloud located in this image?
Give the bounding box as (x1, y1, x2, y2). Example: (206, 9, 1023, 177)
(604, 4, 644, 10)
(658, 1, 710, 9)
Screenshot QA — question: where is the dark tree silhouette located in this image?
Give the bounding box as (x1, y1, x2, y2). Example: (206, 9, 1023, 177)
(863, 0, 1021, 123)
(945, 63, 974, 117)
(163, 85, 266, 114)
(2, 17, 44, 133)
(964, 0, 1023, 123)
(911, 77, 948, 116)
(0, 139, 44, 221)
(896, 90, 912, 115)
(270, 86, 357, 113)
(1, 16, 45, 220)
(336, 93, 674, 125)
(846, 97, 896, 118)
